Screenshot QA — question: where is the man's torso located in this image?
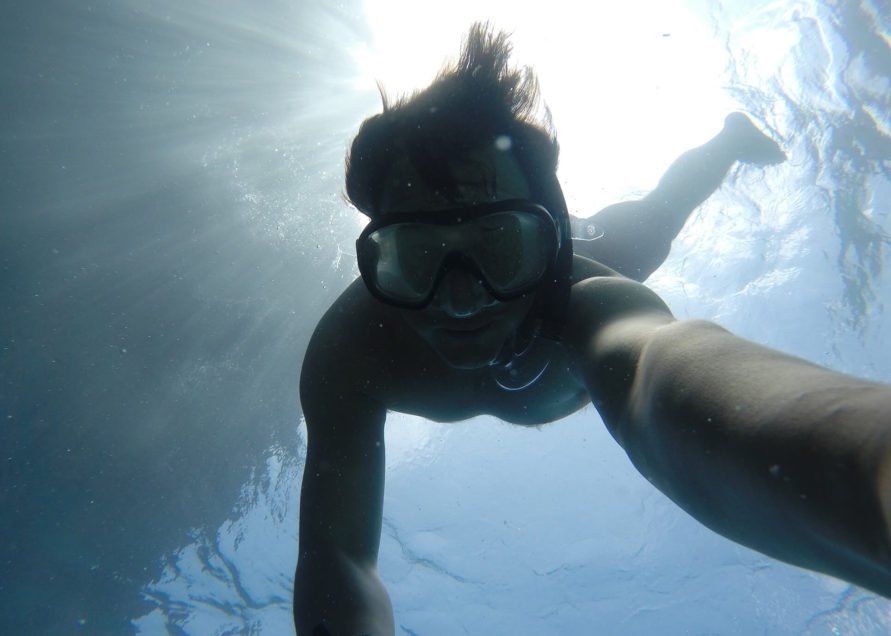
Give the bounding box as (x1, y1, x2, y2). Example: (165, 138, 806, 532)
(303, 255, 615, 427)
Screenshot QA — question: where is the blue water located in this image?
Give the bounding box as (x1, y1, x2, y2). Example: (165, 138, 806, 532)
(2, 0, 890, 634)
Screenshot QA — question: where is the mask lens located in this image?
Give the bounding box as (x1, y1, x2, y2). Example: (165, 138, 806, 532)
(470, 211, 553, 294)
(363, 223, 446, 305)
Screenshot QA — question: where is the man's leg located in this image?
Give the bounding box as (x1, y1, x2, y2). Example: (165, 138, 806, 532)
(572, 113, 786, 281)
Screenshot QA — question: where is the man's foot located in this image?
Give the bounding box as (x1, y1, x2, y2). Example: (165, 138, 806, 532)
(724, 112, 787, 166)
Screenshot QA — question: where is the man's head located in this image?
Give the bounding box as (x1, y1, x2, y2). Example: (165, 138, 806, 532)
(346, 23, 572, 370)
(345, 22, 561, 219)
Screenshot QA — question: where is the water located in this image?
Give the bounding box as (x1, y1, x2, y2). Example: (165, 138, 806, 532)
(2, 0, 890, 634)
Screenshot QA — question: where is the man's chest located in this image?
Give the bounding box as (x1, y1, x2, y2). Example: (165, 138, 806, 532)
(379, 353, 589, 426)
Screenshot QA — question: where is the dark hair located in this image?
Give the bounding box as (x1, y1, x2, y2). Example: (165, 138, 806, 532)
(344, 22, 562, 218)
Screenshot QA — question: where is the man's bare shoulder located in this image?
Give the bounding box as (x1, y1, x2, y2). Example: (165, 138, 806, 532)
(571, 253, 624, 281)
(301, 279, 484, 421)
(302, 279, 412, 391)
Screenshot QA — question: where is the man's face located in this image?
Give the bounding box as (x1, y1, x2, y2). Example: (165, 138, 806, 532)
(377, 143, 537, 370)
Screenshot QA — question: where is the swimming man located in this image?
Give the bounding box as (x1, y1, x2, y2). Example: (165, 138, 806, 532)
(294, 23, 891, 635)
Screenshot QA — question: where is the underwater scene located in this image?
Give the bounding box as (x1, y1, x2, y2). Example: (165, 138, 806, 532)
(2, 0, 890, 633)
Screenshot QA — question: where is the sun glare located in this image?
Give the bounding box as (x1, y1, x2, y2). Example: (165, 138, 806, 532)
(357, 0, 735, 212)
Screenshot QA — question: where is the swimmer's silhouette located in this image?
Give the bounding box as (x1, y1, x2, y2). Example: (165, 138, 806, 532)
(294, 23, 891, 635)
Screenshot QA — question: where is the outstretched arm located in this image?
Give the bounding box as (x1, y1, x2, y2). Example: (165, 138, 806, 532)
(572, 113, 786, 281)
(567, 276, 891, 596)
(294, 331, 395, 636)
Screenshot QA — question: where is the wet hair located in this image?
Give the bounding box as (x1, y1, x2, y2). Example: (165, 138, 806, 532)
(344, 22, 562, 218)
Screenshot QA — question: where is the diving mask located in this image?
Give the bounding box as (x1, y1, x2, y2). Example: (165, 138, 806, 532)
(356, 199, 561, 309)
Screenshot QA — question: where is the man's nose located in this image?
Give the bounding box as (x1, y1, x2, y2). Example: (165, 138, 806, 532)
(431, 268, 497, 318)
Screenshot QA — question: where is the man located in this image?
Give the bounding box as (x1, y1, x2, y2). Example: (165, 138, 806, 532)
(294, 24, 891, 635)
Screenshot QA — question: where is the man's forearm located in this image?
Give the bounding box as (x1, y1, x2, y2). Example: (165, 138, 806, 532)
(617, 319, 891, 595)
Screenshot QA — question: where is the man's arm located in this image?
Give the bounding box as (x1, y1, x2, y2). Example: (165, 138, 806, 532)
(572, 113, 786, 281)
(294, 329, 395, 636)
(567, 276, 891, 596)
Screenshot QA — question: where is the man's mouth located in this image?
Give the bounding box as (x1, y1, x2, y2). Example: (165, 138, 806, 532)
(438, 320, 494, 336)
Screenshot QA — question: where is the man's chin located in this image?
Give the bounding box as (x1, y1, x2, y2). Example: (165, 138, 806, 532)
(439, 353, 495, 370)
